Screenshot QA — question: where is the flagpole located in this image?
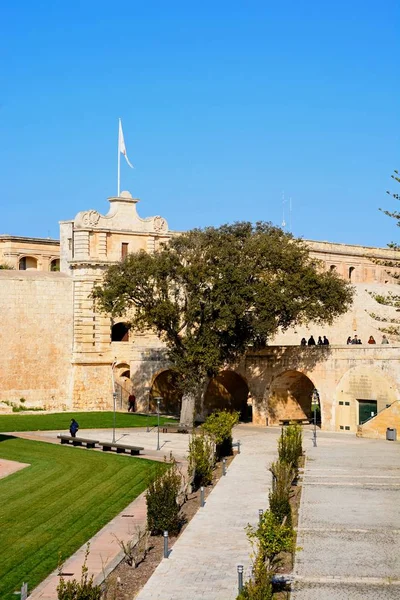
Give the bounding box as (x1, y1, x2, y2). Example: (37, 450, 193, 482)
(117, 118, 121, 197)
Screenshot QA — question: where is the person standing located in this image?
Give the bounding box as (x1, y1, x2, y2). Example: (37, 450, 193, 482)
(300, 337, 307, 346)
(308, 335, 316, 346)
(317, 336, 323, 345)
(368, 335, 376, 344)
(346, 336, 352, 345)
(69, 418, 79, 438)
(128, 393, 136, 412)
(382, 335, 389, 344)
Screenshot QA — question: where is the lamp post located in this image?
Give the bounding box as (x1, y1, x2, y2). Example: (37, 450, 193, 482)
(144, 386, 151, 433)
(312, 388, 320, 447)
(111, 361, 117, 444)
(154, 396, 162, 451)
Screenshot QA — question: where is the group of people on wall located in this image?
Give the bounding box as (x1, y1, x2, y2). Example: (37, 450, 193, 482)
(346, 334, 390, 345)
(301, 334, 390, 346)
(300, 335, 329, 346)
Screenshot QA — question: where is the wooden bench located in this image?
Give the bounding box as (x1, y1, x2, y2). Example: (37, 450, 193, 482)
(279, 419, 310, 426)
(161, 424, 193, 434)
(99, 442, 144, 455)
(57, 435, 99, 448)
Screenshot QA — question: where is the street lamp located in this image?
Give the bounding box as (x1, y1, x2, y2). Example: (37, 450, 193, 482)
(154, 396, 162, 451)
(144, 386, 151, 433)
(311, 388, 320, 447)
(111, 361, 118, 444)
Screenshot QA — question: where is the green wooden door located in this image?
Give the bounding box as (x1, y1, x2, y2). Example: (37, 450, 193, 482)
(358, 400, 377, 425)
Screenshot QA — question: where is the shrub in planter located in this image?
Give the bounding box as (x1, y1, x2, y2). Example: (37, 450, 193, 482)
(268, 460, 295, 526)
(278, 424, 303, 471)
(202, 410, 239, 459)
(146, 460, 181, 535)
(188, 433, 214, 490)
(246, 510, 294, 570)
(57, 544, 101, 600)
(236, 555, 273, 600)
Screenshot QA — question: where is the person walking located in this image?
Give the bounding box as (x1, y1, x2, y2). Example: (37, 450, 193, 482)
(381, 335, 389, 344)
(308, 335, 316, 346)
(128, 393, 136, 412)
(368, 335, 376, 344)
(69, 418, 79, 438)
(323, 335, 330, 345)
(317, 336, 323, 345)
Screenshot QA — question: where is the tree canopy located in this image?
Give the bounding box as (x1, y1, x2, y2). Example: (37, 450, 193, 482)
(93, 222, 353, 419)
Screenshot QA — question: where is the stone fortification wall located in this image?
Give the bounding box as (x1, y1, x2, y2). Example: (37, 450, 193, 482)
(0, 271, 73, 408)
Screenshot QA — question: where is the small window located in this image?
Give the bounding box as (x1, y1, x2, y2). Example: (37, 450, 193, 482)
(345, 401, 350, 406)
(340, 425, 344, 430)
(345, 426, 350, 430)
(330, 265, 336, 272)
(121, 243, 129, 260)
(339, 401, 344, 405)
(348, 266, 355, 281)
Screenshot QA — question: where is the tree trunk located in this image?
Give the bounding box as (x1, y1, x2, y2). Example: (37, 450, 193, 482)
(179, 391, 196, 427)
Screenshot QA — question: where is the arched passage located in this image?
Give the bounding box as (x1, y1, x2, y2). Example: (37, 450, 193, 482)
(204, 371, 250, 421)
(334, 366, 397, 432)
(19, 256, 38, 270)
(150, 370, 182, 416)
(111, 322, 129, 342)
(267, 370, 315, 426)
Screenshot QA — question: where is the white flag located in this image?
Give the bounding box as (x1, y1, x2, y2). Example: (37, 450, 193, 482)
(118, 119, 133, 168)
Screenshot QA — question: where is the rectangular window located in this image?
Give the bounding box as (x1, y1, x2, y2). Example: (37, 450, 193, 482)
(345, 426, 350, 430)
(340, 425, 344, 430)
(121, 243, 129, 259)
(339, 401, 344, 406)
(345, 402, 350, 406)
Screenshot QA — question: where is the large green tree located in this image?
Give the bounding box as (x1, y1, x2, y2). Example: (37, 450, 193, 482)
(93, 222, 353, 425)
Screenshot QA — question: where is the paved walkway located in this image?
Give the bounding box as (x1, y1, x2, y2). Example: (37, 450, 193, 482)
(292, 431, 400, 600)
(135, 426, 279, 600)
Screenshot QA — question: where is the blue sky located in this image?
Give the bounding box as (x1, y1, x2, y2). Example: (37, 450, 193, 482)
(1, 1, 399, 247)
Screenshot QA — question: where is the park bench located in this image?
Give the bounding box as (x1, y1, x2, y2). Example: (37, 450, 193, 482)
(278, 418, 310, 426)
(99, 442, 144, 455)
(161, 424, 193, 434)
(57, 434, 99, 448)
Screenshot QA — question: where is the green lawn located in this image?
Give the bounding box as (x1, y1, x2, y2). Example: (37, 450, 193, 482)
(0, 411, 176, 433)
(0, 436, 163, 600)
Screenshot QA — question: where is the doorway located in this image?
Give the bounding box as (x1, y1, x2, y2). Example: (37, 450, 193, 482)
(358, 400, 377, 425)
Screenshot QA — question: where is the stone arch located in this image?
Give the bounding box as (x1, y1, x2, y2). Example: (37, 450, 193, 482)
(334, 365, 398, 432)
(19, 256, 38, 270)
(204, 371, 250, 421)
(50, 258, 60, 271)
(267, 370, 316, 426)
(111, 322, 129, 342)
(348, 266, 355, 281)
(150, 369, 182, 416)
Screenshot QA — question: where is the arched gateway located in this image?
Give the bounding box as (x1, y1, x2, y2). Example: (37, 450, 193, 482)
(204, 371, 251, 421)
(266, 370, 316, 426)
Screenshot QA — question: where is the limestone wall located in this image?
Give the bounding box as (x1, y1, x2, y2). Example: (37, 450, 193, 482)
(0, 271, 73, 408)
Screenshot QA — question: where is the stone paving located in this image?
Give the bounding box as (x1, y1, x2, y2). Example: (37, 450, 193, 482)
(292, 431, 400, 600)
(135, 425, 279, 600)
(0, 457, 29, 479)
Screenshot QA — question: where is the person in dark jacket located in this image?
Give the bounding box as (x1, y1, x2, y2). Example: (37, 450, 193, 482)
(128, 393, 136, 412)
(308, 335, 316, 346)
(300, 337, 307, 346)
(323, 336, 330, 345)
(317, 336, 323, 345)
(70, 418, 79, 438)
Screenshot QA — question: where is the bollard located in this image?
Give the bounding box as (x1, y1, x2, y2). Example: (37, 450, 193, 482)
(223, 458, 227, 476)
(200, 486, 205, 507)
(258, 509, 263, 523)
(163, 531, 169, 558)
(237, 565, 244, 593)
(237, 440, 241, 454)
